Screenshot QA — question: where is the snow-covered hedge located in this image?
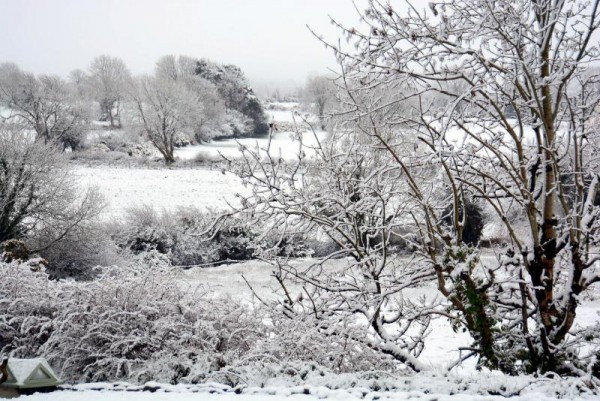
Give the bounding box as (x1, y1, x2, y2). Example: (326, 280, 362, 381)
(0, 262, 393, 385)
(110, 206, 345, 268)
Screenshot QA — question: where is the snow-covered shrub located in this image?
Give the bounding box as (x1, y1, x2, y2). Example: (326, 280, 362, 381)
(0, 264, 59, 357)
(192, 150, 221, 164)
(0, 261, 398, 385)
(0, 262, 258, 382)
(168, 208, 219, 266)
(43, 267, 223, 382)
(110, 206, 257, 267)
(211, 217, 256, 262)
(442, 200, 486, 247)
(113, 205, 174, 254)
(29, 221, 120, 279)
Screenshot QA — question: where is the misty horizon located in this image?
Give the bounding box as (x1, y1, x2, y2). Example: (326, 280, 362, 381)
(0, 0, 375, 95)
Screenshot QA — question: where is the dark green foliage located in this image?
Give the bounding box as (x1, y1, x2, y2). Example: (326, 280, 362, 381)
(194, 60, 268, 137)
(444, 247, 499, 371)
(443, 199, 485, 246)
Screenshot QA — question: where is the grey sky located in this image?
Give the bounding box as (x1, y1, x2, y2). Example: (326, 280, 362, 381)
(0, 0, 378, 94)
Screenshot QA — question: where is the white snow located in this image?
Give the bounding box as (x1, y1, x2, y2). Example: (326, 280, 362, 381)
(76, 123, 327, 218)
(174, 130, 327, 161)
(74, 166, 249, 218)
(17, 380, 598, 401)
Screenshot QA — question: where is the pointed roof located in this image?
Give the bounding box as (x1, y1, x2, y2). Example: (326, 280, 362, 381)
(1, 358, 61, 389)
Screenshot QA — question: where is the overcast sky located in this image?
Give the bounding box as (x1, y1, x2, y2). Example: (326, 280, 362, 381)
(0, 0, 388, 95)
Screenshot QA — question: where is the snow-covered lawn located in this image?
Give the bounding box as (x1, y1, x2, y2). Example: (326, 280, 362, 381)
(175, 129, 327, 161)
(74, 166, 248, 218)
(75, 115, 326, 218)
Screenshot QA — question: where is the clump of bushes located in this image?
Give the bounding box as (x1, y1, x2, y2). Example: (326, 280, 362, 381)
(0, 262, 395, 385)
(108, 206, 363, 268)
(110, 206, 257, 267)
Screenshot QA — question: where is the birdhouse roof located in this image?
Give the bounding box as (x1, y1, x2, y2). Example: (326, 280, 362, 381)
(2, 358, 61, 389)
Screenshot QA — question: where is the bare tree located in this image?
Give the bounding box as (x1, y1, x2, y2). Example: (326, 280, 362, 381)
(155, 55, 227, 142)
(68, 68, 90, 99)
(0, 123, 104, 249)
(0, 63, 89, 149)
(130, 76, 203, 163)
(87, 55, 131, 128)
(155, 54, 199, 82)
(304, 74, 336, 129)
(229, 0, 600, 379)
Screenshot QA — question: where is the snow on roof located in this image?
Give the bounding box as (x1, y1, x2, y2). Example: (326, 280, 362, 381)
(2, 358, 61, 389)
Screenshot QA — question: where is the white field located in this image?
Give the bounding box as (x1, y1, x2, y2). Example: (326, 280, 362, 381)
(174, 129, 327, 161)
(74, 166, 249, 218)
(77, 103, 326, 218)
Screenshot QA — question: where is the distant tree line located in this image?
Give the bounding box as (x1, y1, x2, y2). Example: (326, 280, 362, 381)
(0, 54, 268, 163)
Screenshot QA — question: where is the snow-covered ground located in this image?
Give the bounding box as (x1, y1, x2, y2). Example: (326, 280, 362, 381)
(175, 130, 326, 161)
(18, 375, 599, 401)
(76, 106, 326, 217)
(74, 166, 248, 218)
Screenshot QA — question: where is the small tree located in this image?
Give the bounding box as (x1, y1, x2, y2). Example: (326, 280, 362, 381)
(0, 123, 103, 251)
(0, 63, 89, 149)
(87, 55, 131, 128)
(155, 55, 227, 142)
(155, 54, 198, 82)
(130, 76, 202, 163)
(304, 74, 336, 129)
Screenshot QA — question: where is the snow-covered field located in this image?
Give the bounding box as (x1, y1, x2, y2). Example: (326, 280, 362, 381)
(75, 106, 326, 218)
(175, 129, 326, 161)
(74, 166, 248, 218)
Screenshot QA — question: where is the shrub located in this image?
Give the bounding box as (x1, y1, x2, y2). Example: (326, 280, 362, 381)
(442, 199, 485, 246)
(110, 207, 256, 267)
(0, 262, 394, 384)
(29, 221, 121, 279)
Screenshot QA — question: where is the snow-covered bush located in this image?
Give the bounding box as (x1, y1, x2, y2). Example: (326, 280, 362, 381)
(441, 200, 486, 247)
(109, 206, 257, 267)
(113, 205, 174, 254)
(29, 221, 120, 279)
(0, 262, 396, 385)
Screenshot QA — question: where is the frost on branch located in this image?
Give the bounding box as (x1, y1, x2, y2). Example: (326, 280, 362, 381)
(228, 0, 600, 380)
